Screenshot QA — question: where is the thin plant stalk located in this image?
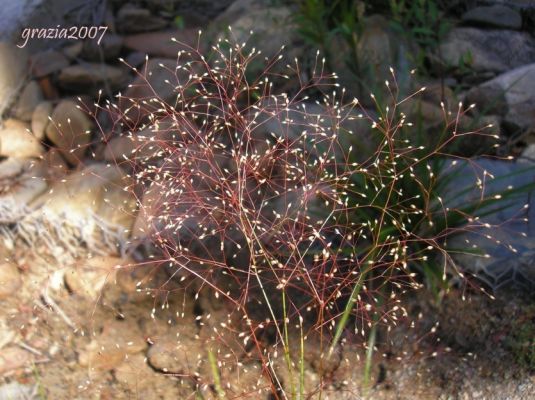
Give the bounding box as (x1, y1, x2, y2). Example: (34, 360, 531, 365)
(208, 349, 225, 399)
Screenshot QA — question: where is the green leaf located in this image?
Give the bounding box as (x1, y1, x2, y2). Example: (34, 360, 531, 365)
(173, 15, 185, 30)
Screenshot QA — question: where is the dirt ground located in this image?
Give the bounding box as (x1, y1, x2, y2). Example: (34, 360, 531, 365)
(0, 246, 534, 400)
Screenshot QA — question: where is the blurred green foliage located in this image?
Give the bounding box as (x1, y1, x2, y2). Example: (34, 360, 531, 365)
(389, 0, 451, 75)
(294, 0, 451, 78)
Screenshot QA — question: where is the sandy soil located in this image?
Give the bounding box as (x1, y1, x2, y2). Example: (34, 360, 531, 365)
(0, 246, 533, 400)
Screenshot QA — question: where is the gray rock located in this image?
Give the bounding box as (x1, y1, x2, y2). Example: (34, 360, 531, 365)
(466, 63, 535, 133)
(30, 49, 69, 78)
(81, 33, 123, 62)
(521, 143, 535, 161)
(0, 0, 42, 42)
(62, 41, 83, 60)
(462, 5, 522, 29)
(478, 0, 535, 11)
(2, 1, 99, 50)
(12, 80, 42, 122)
(58, 62, 126, 93)
(145, 0, 233, 23)
(250, 101, 375, 162)
(103, 118, 177, 162)
(123, 29, 199, 58)
(440, 157, 535, 290)
(116, 4, 167, 33)
(119, 58, 180, 122)
(209, 0, 302, 66)
(124, 51, 146, 68)
(0, 42, 28, 118)
(440, 27, 535, 73)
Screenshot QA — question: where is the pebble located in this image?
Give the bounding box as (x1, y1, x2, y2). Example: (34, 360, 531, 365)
(0, 347, 31, 374)
(58, 63, 126, 92)
(30, 50, 69, 78)
(46, 99, 93, 165)
(0, 43, 27, 117)
(116, 5, 167, 33)
(12, 81, 43, 122)
(30, 101, 53, 140)
(78, 320, 146, 372)
(0, 119, 43, 159)
(0, 382, 34, 399)
(147, 336, 202, 374)
(0, 262, 22, 300)
(64, 256, 132, 299)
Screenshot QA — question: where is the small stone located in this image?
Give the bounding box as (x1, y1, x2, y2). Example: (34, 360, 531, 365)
(399, 99, 445, 126)
(521, 143, 535, 160)
(30, 50, 69, 78)
(58, 63, 126, 93)
(46, 99, 93, 165)
(78, 340, 127, 372)
(42, 148, 69, 181)
(147, 336, 202, 374)
(31, 101, 53, 140)
(124, 51, 146, 68)
(119, 58, 179, 122)
(12, 81, 43, 122)
(145, 0, 233, 22)
(0, 262, 22, 300)
(78, 319, 145, 372)
(64, 256, 132, 299)
(462, 5, 522, 30)
(0, 159, 47, 219)
(81, 33, 123, 62)
(0, 382, 34, 400)
(466, 63, 535, 133)
(0, 347, 31, 374)
(123, 29, 199, 58)
(36, 76, 59, 100)
(116, 5, 168, 33)
(62, 42, 84, 60)
(440, 28, 535, 73)
(0, 118, 43, 159)
(103, 118, 177, 162)
(209, 0, 302, 67)
(0, 43, 28, 117)
(103, 135, 139, 162)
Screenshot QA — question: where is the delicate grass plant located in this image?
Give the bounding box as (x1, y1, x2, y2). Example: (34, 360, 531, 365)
(88, 34, 533, 398)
